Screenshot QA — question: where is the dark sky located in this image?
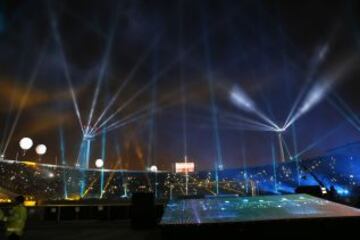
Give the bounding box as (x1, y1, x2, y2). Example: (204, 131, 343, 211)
(0, 0, 360, 171)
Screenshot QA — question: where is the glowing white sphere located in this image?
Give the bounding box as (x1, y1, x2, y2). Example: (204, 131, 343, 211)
(35, 144, 47, 155)
(150, 165, 158, 172)
(95, 159, 104, 168)
(19, 137, 33, 150)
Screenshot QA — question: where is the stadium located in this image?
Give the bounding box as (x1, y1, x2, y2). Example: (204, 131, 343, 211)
(1, 0, 360, 239)
(1, 145, 360, 203)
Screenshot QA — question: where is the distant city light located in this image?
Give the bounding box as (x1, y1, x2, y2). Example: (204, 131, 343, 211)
(35, 144, 47, 155)
(19, 137, 33, 151)
(95, 159, 104, 168)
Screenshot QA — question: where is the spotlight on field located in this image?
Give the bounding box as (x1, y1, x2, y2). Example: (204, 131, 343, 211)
(95, 158, 104, 168)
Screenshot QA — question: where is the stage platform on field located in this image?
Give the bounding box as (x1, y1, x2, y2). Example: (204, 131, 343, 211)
(160, 194, 360, 238)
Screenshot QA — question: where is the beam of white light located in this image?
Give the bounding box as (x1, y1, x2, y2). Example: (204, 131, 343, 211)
(284, 80, 330, 130)
(96, 105, 152, 134)
(97, 112, 150, 135)
(281, 136, 294, 161)
(85, 12, 119, 134)
(229, 86, 279, 130)
(92, 8, 271, 132)
(0, 92, 16, 152)
(192, 110, 277, 132)
(92, 86, 182, 135)
(328, 96, 360, 132)
(94, 44, 182, 131)
(222, 112, 278, 131)
(277, 133, 286, 163)
(91, 15, 229, 130)
(95, 43, 190, 130)
(283, 43, 330, 128)
(294, 122, 345, 159)
(299, 82, 329, 114)
(99, 97, 181, 136)
(283, 56, 356, 130)
(91, 38, 159, 130)
(225, 118, 277, 131)
(2, 46, 46, 155)
(96, 76, 159, 130)
(220, 122, 279, 132)
(51, 17, 84, 134)
(222, 116, 274, 130)
(94, 11, 240, 131)
(229, 86, 256, 112)
(331, 93, 360, 127)
(96, 100, 176, 135)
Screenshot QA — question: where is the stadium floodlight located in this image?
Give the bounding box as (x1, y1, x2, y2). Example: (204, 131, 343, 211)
(274, 127, 286, 133)
(35, 144, 47, 155)
(95, 158, 104, 168)
(19, 137, 33, 151)
(150, 165, 158, 172)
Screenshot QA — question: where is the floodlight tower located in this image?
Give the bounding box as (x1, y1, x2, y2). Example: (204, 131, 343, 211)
(77, 131, 96, 197)
(276, 128, 286, 163)
(78, 132, 95, 169)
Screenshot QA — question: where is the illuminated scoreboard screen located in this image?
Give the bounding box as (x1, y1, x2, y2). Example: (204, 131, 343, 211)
(160, 194, 360, 225)
(175, 162, 195, 173)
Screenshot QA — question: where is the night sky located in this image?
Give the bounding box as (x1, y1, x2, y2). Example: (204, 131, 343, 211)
(1, 0, 360, 171)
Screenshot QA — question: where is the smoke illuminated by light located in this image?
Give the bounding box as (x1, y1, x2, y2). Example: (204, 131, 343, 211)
(230, 86, 256, 112)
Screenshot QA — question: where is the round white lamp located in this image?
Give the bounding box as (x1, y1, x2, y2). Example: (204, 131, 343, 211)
(95, 158, 104, 168)
(35, 144, 47, 155)
(19, 137, 33, 151)
(150, 165, 158, 173)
